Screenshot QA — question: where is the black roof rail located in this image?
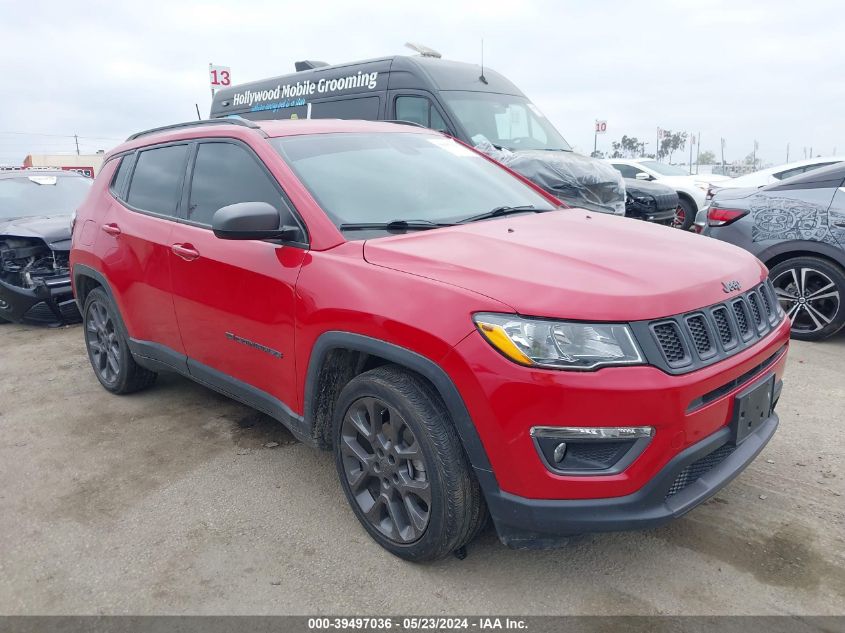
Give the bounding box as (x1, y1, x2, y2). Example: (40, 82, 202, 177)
(126, 118, 262, 142)
(381, 120, 429, 129)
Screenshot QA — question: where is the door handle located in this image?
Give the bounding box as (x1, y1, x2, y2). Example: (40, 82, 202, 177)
(101, 223, 121, 236)
(171, 243, 200, 261)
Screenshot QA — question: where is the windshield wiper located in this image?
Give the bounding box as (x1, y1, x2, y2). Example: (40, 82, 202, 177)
(458, 205, 546, 224)
(338, 219, 457, 232)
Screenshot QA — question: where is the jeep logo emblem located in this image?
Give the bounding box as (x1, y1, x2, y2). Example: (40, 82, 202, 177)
(722, 280, 742, 293)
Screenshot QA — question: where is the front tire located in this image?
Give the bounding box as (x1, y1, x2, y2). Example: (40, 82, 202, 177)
(333, 365, 486, 562)
(674, 197, 696, 230)
(769, 256, 845, 341)
(83, 287, 157, 393)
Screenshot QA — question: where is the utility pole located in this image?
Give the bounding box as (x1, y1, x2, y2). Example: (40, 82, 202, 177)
(695, 131, 701, 174)
(593, 126, 597, 156)
(810, 146, 813, 157)
(786, 143, 789, 163)
(656, 127, 660, 161)
(689, 133, 695, 174)
(752, 140, 758, 171)
(720, 137, 726, 174)
(74, 134, 80, 156)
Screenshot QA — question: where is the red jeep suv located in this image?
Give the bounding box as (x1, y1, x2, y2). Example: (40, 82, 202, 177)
(70, 119, 790, 561)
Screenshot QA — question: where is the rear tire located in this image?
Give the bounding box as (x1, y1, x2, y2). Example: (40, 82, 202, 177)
(769, 256, 845, 341)
(83, 288, 157, 393)
(333, 365, 486, 562)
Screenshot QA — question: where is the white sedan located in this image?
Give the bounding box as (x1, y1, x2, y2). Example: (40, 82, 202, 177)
(606, 158, 730, 230)
(706, 156, 844, 200)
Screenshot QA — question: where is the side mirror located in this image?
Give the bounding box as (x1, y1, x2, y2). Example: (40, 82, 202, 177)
(212, 202, 301, 241)
(635, 172, 651, 181)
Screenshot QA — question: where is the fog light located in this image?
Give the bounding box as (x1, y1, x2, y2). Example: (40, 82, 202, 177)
(553, 442, 568, 464)
(531, 426, 654, 474)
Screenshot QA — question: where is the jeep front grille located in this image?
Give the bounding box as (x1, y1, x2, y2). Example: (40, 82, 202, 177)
(633, 280, 784, 374)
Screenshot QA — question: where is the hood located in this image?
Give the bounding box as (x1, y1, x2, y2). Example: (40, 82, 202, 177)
(0, 214, 72, 248)
(623, 178, 677, 197)
(474, 141, 626, 215)
(363, 210, 765, 321)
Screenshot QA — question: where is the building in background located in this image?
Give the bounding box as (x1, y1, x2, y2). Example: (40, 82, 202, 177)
(21, 152, 105, 178)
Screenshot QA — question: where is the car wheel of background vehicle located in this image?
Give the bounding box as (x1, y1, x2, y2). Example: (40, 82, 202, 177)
(673, 198, 696, 230)
(769, 256, 845, 341)
(333, 365, 486, 562)
(83, 287, 157, 393)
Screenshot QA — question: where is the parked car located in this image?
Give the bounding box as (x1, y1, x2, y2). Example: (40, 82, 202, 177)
(0, 169, 92, 325)
(608, 159, 731, 230)
(705, 156, 845, 204)
(71, 118, 790, 561)
(623, 178, 680, 226)
(701, 162, 845, 340)
(211, 53, 626, 216)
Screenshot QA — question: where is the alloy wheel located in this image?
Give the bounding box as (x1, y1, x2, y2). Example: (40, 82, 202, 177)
(672, 205, 685, 229)
(85, 300, 121, 383)
(339, 396, 431, 544)
(772, 266, 841, 334)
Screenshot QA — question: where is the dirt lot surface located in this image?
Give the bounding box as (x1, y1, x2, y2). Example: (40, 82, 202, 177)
(0, 322, 843, 615)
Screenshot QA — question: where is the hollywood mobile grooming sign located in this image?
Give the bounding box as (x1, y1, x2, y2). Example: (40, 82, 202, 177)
(230, 71, 380, 116)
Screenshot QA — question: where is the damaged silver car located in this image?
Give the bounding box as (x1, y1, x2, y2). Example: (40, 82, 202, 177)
(0, 169, 92, 325)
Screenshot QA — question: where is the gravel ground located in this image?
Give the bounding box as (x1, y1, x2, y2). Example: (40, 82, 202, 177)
(0, 322, 842, 615)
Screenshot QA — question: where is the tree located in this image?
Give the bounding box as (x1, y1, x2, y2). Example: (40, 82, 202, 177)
(697, 150, 716, 165)
(658, 131, 687, 162)
(608, 135, 643, 159)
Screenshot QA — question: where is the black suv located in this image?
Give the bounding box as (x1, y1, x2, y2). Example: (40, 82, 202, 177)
(0, 169, 91, 325)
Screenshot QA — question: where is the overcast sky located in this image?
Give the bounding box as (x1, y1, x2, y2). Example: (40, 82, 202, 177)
(1, 0, 842, 166)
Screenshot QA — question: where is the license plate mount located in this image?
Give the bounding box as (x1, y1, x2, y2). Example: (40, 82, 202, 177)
(730, 374, 775, 445)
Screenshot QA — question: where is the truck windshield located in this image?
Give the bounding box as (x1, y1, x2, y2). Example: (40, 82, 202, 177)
(272, 132, 554, 232)
(441, 91, 572, 152)
(0, 174, 92, 220)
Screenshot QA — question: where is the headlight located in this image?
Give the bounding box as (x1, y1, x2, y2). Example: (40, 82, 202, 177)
(473, 313, 645, 370)
(632, 195, 655, 207)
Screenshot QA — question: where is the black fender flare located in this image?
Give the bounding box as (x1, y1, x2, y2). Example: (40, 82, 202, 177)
(72, 264, 131, 337)
(303, 331, 496, 481)
(755, 239, 845, 270)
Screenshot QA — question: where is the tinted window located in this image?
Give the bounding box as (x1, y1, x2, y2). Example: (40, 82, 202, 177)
(774, 166, 808, 180)
(612, 163, 641, 179)
(188, 142, 295, 226)
(396, 96, 449, 131)
(312, 96, 380, 120)
(775, 163, 835, 181)
(126, 145, 188, 216)
(272, 132, 554, 231)
(109, 156, 133, 197)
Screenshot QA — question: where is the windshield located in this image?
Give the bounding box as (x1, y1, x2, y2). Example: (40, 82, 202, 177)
(441, 91, 572, 152)
(638, 161, 690, 177)
(0, 174, 92, 220)
(272, 132, 554, 233)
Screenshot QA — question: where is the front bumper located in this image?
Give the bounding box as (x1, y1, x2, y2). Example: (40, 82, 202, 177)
(0, 275, 80, 325)
(485, 411, 778, 548)
(626, 204, 677, 224)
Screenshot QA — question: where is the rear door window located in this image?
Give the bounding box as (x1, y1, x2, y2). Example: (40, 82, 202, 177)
(187, 141, 298, 227)
(126, 145, 189, 216)
(311, 96, 380, 120)
(612, 163, 642, 179)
